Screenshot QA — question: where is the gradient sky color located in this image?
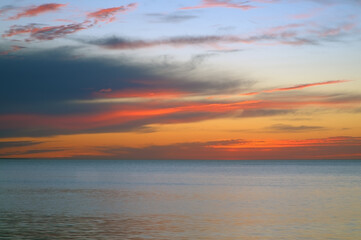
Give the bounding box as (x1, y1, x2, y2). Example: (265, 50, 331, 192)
(0, 0, 360, 159)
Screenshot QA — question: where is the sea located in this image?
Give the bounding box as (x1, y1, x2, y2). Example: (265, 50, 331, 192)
(0, 159, 360, 240)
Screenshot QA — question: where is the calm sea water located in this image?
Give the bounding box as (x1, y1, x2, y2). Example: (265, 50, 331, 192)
(0, 160, 361, 240)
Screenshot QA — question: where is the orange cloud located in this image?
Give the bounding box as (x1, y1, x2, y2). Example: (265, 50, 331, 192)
(201, 136, 361, 159)
(1, 93, 359, 136)
(87, 3, 137, 23)
(76, 136, 361, 160)
(3, 135, 361, 159)
(7, 3, 67, 20)
(241, 80, 350, 96)
(208, 138, 343, 149)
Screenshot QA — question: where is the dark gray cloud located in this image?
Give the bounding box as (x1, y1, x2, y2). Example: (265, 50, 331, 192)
(146, 12, 198, 23)
(239, 109, 294, 118)
(0, 47, 151, 113)
(0, 5, 16, 15)
(0, 141, 42, 149)
(0, 47, 254, 137)
(85, 33, 314, 51)
(85, 18, 359, 51)
(0, 147, 67, 157)
(0, 47, 246, 115)
(267, 124, 325, 132)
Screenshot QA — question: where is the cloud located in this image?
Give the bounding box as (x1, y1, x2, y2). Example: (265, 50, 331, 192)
(0, 141, 42, 149)
(2, 3, 137, 41)
(88, 35, 234, 50)
(0, 5, 16, 16)
(87, 3, 137, 23)
(81, 136, 361, 160)
(0, 92, 358, 137)
(0, 47, 358, 138)
(269, 80, 350, 92)
(0, 47, 249, 137)
(0, 45, 25, 55)
(311, 22, 357, 37)
(93, 88, 187, 99)
(239, 109, 294, 118)
(306, 0, 361, 5)
(0, 147, 67, 157)
(87, 19, 358, 51)
(7, 3, 67, 20)
(88, 33, 295, 50)
(180, 0, 257, 10)
(241, 80, 350, 96)
(3, 135, 361, 159)
(146, 12, 198, 23)
(290, 7, 326, 19)
(267, 124, 325, 132)
(2, 22, 92, 41)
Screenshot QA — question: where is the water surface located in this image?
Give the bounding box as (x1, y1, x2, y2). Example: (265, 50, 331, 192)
(1, 160, 360, 239)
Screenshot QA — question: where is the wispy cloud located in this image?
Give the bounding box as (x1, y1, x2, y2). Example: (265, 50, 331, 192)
(3, 136, 361, 159)
(2, 22, 92, 40)
(87, 3, 137, 23)
(87, 18, 358, 50)
(88, 32, 305, 50)
(86, 136, 361, 160)
(7, 3, 67, 20)
(93, 88, 188, 99)
(0, 147, 67, 157)
(0, 5, 16, 16)
(290, 6, 326, 19)
(241, 80, 350, 96)
(0, 140, 42, 149)
(0, 45, 25, 55)
(89, 35, 236, 50)
(146, 12, 198, 23)
(311, 22, 357, 37)
(266, 124, 325, 132)
(2, 3, 137, 41)
(180, 0, 257, 10)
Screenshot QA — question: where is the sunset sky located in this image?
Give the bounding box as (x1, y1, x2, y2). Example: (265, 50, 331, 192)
(0, 0, 360, 159)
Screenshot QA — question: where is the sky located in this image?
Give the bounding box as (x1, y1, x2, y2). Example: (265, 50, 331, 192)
(0, 0, 360, 160)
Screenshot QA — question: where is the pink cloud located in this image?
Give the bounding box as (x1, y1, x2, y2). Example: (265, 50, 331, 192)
(2, 3, 138, 41)
(265, 23, 305, 34)
(180, 0, 256, 10)
(316, 22, 357, 37)
(87, 3, 138, 23)
(2, 22, 93, 40)
(290, 7, 325, 20)
(7, 3, 67, 20)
